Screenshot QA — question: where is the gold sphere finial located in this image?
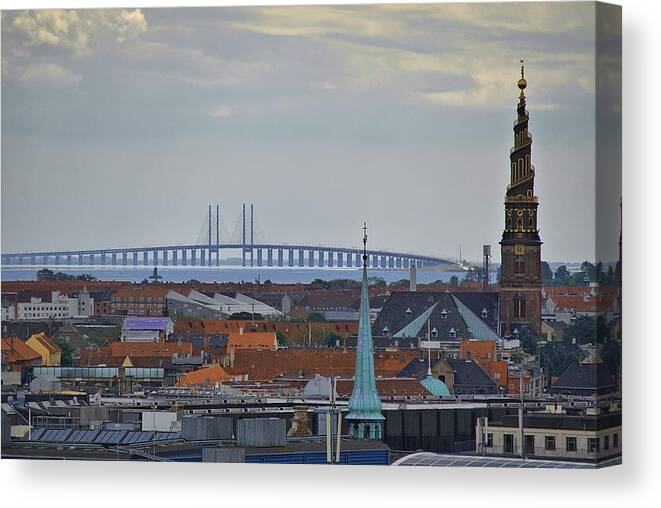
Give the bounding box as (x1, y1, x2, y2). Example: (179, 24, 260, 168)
(518, 59, 527, 91)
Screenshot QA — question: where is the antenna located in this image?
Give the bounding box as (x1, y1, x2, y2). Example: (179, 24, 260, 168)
(427, 318, 432, 376)
(362, 222, 368, 268)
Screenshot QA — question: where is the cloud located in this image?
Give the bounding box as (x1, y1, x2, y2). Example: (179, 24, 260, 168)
(13, 62, 82, 90)
(8, 9, 147, 55)
(208, 104, 233, 118)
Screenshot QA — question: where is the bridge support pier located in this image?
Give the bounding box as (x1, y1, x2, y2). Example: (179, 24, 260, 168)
(256, 249, 262, 266)
(298, 250, 304, 267)
(277, 249, 283, 267)
(288, 249, 294, 267)
(201, 248, 206, 266)
(182, 250, 187, 266)
(337, 252, 343, 267)
(78, 254, 83, 265)
(318, 250, 324, 267)
(191, 249, 197, 266)
(308, 250, 314, 267)
(267, 249, 273, 267)
(328, 251, 334, 267)
(163, 250, 168, 266)
(172, 250, 178, 266)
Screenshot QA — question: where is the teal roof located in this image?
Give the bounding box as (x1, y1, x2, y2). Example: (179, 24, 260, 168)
(393, 302, 438, 338)
(451, 295, 501, 341)
(420, 375, 451, 396)
(346, 261, 384, 422)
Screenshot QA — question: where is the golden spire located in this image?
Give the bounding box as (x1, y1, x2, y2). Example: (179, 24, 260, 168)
(518, 59, 527, 99)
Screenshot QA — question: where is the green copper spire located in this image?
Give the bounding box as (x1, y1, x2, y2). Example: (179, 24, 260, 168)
(346, 223, 384, 440)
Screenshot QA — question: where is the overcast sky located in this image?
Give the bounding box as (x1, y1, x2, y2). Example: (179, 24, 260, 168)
(1, 2, 621, 263)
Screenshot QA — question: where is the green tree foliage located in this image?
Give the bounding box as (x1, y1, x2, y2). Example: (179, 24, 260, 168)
(276, 331, 288, 347)
(54, 338, 75, 366)
(540, 261, 553, 282)
(324, 332, 343, 348)
(37, 268, 96, 281)
(554, 265, 572, 284)
(306, 312, 326, 323)
(539, 341, 581, 377)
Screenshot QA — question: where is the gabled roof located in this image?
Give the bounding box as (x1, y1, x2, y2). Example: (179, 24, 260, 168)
(452, 295, 501, 341)
(446, 358, 500, 390)
(373, 292, 470, 340)
(452, 292, 500, 333)
(175, 365, 233, 387)
(26, 332, 60, 354)
(550, 362, 617, 395)
(1, 337, 41, 363)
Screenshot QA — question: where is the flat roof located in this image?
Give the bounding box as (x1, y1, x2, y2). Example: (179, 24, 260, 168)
(391, 452, 621, 468)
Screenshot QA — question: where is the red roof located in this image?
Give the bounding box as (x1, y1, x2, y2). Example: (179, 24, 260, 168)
(228, 349, 418, 381)
(227, 331, 277, 351)
(2, 337, 41, 364)
(175, 365, 234, 387)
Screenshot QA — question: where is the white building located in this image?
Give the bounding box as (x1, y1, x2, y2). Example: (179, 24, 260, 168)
(11, 290, 94, 321)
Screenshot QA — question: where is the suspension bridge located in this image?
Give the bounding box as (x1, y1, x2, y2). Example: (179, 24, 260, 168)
(1, 204, 456, 270)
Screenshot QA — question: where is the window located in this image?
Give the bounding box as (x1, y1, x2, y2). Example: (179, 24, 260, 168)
(504, 434, 514, 454)
(431, 327, 438, 338)
(449, 328, 456, 339)
(514, 257, 525, 274)
(486, 433, 493, 448)
(566, 436, 577, 452)
(613, 433, 619, 448)
(588, 437, 600, 454)
(481, 308, 488, 318)
(405, 308, 412, 317)
(513, 294, 527, 319)
(604, 435, 610, 451)
(525, 435, 535, 455)
(440, 309, 447, 319)
(545, 436, 556, 451)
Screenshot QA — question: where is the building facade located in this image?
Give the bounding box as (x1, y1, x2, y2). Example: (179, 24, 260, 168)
(499, 63, 542, 338)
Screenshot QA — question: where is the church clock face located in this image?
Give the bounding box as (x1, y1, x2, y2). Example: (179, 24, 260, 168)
(514, 244, 525, 255)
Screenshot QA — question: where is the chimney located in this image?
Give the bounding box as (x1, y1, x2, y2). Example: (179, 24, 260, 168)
(239, 326, 244, 335)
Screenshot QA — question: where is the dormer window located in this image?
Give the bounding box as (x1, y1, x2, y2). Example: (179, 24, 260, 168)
(449, 328, 456, 339)
(382, 326, 389, 336)
(481, 308, 488, 318)
(405, 308, 412, 317)
(440, 309, 448, 319)
(431, 327, 438, 338)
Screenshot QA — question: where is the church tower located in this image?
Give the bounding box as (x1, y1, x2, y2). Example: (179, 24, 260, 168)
(346, 223, 384, 440)
(499, 61, 542, 338)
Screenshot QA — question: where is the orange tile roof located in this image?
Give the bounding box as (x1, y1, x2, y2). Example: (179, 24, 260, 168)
(228, 349, 418, 382)
(227, 332, 277, 351)
(1, 337, 41, 363)
(459, 340, 497, 361)
(175, 365, 234, 387)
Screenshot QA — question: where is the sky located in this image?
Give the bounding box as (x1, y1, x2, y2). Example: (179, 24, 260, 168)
(1, 2, 621, 263)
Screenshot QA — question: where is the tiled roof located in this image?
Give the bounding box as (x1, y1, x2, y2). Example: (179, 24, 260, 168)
(110, 342, 192, 358)
(27, 332, 60, 354)
(335, 378, 432, 398)
(175, 365, 234, 387)
(550, 362, 617, 395)
(447, 358, 500, 392)
(1, 337, 41, 363)
(113, 287, 171, 299)
(373, 292, 470, 340)
(297, 292, 360, 310)
(227, 332, 277, 350)
(452, 292, 500, 333)
(228, 349, 419, 382)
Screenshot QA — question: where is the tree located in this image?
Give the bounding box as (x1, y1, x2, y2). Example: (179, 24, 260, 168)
(276, 331, 288, 347)
(324, 332, 342, 348)
(540, 261, 553, 282)
(539, 342, 581, 377)
(55, 338, 75, 366)
(554, 265, 571, 284)
(306, 312, 326, 323)
(564, 316, 598, 345)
